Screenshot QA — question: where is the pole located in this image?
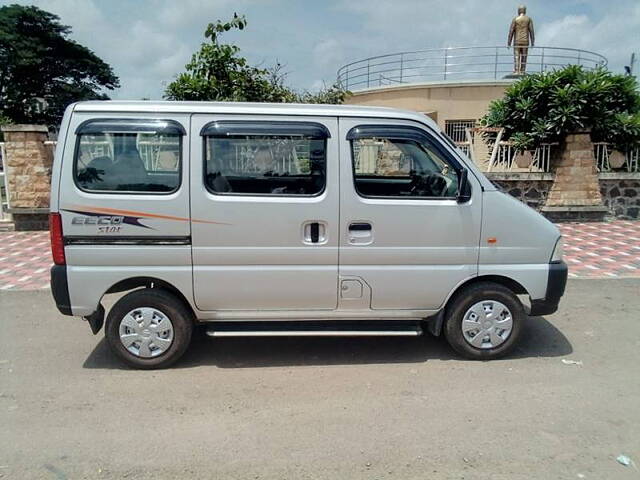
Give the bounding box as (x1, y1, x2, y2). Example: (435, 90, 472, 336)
(367, 60, 370, 88)
(443, 49, 448, 80)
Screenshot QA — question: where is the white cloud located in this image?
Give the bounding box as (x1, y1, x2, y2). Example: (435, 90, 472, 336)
(537, 6, 640, 72)
(537, 14, 590, 43)
(309, 79, 326, 91)
(313, 38, 345, 70)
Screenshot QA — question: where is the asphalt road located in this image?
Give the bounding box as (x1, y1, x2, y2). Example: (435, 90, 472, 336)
(1, 279, 639, 479)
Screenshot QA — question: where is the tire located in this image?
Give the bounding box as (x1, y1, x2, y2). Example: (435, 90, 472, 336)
(105, 288, 193, 369)
(444, 282, 524, 360)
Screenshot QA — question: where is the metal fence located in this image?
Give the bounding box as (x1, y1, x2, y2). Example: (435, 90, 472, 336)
(594, 143, 640, 172)
(455, 139, 555, 173)
(337, 46, 607, 90)
(456, 140, 640, 173)
(456, 143, 471, 158)
(493, 142, 554, 172)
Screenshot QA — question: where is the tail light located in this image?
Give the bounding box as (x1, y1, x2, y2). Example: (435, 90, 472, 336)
(49, 213, 66, 265)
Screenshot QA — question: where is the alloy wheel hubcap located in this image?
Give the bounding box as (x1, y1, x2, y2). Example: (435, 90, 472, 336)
(461, 300, 513, 349)
(118, 307, 174, 358)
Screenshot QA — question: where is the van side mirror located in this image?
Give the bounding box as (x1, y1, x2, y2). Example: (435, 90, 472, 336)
(457, 168, 472, 203)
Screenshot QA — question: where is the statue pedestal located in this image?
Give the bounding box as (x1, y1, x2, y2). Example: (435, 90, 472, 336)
(541, 131, 607, 222)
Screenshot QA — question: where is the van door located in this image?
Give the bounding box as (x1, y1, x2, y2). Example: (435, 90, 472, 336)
(338, 118, 482, 310)
(190, 115, 339, 311)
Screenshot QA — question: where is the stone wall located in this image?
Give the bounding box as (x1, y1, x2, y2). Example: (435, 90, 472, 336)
(540, 131, 608, 222)
(1, 125, 52, 209)
(544, 132, 603, 207)
(1, 125, 52, 230)
(486, 173, 554, 211)
(599, 173, 640, 220)
(488, 172, 640, 220)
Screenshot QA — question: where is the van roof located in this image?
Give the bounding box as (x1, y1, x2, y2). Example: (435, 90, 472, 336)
(72, 100, 438, 130)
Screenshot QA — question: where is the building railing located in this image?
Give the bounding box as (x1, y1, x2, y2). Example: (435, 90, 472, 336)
(493, 142, 554, 172)
(456, 140, 555, 173)
(337, 46, 607, 90)
(457, 139, 640, 173)
(456, 143, 471, 158)
(594, 143, 640, 172)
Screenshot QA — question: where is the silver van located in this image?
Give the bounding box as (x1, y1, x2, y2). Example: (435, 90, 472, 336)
(50, 101, 567, 368)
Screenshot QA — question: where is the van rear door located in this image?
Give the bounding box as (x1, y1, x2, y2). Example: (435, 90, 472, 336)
(190, 115, 339, 311)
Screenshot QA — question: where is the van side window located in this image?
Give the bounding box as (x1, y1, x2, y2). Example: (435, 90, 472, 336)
(203, 122, 327, 196)
(74, 119, 183, 193)
(349, 128, 459, 199)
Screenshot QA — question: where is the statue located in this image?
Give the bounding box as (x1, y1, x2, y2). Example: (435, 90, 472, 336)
(507, 5, 535, 74)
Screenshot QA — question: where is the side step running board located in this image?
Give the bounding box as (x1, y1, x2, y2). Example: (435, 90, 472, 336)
(208, 330, 422, 337)
(205, 321, 423, 338)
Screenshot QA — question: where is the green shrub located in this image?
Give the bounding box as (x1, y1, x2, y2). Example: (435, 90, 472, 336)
(482, 66, 640, 151)
(0, 114, 10, 142)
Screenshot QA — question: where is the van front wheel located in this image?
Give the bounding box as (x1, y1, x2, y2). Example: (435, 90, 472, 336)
(444, 282, 524, 360)
(105, 289, 193, 369)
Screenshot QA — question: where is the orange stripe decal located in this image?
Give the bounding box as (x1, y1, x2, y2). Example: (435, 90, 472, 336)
(71, 205, 231, 225)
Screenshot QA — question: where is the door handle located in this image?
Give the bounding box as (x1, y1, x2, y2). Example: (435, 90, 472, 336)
(348, 222, 373, 245)
(310, 222, 320, 243)
(349, 222, 372, 231)
(303, 221, 326, 244)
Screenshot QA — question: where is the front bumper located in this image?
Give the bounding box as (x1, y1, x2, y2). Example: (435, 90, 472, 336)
(50, 265, 72, 316)
(529, 261, 568, 316)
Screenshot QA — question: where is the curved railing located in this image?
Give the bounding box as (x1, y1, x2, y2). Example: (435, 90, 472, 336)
(337, 46, 607, 90)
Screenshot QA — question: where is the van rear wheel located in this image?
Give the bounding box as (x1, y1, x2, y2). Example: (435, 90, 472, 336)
(444, 282, 524, 360)
(105, 289, 193, 369)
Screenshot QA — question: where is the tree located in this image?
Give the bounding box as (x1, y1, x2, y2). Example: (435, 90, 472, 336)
(165, 13, 349, 104)
(482, 66, 640, 151)
(0, 4, 119, 126)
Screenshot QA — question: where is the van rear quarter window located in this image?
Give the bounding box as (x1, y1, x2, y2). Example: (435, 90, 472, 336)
(74, 119, 183, 194)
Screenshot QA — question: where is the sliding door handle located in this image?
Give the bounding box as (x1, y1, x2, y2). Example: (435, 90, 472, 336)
(349, 222, 372, 231)
(310, 222, 320, 243)
(303, 221, 327, 244)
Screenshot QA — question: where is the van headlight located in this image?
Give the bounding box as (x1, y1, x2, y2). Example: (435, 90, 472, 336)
(551, 237, 564, 263)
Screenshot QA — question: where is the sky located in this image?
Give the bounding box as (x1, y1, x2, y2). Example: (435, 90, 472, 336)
(2, 0, 639, 100)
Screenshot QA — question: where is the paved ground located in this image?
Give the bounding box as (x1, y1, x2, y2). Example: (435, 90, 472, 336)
(561, 221, 640, 278)
(0, 231, 50, 290)
(1, 279, 639, 479)
(0, 221, 639, 291)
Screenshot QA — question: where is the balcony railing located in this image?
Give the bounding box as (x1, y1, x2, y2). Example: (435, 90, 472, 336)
(337, 46, 607, 90)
